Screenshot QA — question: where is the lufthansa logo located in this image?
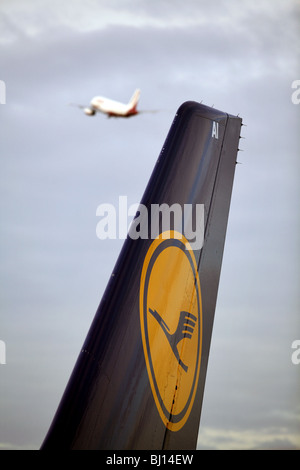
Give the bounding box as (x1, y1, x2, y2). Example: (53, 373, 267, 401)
(140, 231, 202, 431)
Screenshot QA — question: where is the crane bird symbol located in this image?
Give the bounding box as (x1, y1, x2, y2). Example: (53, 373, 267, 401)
(149, 308, 197, 373)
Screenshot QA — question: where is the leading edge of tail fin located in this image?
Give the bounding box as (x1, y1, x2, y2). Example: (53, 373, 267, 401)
(41, 102, 242, 450)
(128, 88, 140, 111)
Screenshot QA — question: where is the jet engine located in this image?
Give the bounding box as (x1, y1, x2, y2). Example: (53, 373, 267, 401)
(84, 108, 96, 116)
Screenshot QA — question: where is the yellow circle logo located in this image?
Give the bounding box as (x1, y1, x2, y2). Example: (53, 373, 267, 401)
(140, 231, 202, 431)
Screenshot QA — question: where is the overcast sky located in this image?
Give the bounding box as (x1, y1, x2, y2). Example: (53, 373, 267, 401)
(0, 0, 299, 450)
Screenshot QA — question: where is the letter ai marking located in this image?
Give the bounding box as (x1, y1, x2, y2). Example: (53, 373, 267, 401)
(212, 121, 219, 139)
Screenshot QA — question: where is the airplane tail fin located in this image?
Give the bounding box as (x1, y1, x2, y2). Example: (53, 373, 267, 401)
(41, 102, 242, 450)
(128, 88, 140, 113)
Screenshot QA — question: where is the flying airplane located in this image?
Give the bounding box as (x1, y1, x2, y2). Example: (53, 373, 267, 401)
(72, 89, 141, 117)
(42, 102, 242, 450)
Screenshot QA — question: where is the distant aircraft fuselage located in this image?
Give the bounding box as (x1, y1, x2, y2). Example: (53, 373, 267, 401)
(84, 89, 140, 117)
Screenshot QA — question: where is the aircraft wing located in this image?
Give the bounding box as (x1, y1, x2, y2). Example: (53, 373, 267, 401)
(68, 103, 87, 109)
(42, 102, 242, 450)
